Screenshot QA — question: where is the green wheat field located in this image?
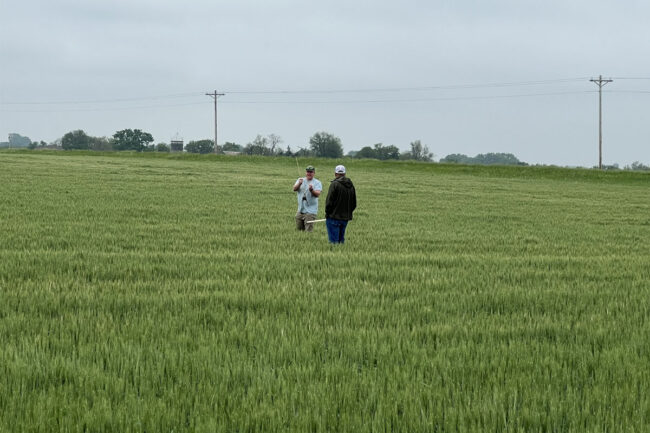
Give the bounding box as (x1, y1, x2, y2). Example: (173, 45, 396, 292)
(1, 151, 649, 432)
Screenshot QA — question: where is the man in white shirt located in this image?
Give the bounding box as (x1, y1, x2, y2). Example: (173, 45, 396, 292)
(293, 165, 322, 232)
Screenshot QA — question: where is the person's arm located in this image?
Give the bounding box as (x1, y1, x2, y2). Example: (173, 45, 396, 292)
(308, 183, 321, 197)
(293, 178, 303, 192)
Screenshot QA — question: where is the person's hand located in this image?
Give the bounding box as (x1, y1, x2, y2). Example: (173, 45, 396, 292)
(297, 178, 303, 185)
(308, 184, 313, 191)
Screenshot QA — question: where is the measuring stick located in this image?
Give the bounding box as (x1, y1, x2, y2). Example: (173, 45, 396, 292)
(295, 157, 301, 178)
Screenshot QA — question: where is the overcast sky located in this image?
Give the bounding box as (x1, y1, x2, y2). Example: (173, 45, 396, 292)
(1, 0, 649, 166)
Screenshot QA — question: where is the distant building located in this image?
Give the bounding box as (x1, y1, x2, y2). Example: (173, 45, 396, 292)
(170, 133, 183, 152)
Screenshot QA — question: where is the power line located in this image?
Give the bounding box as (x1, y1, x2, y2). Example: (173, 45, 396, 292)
(220, 90, 594, 104)
(1, 77, 590, 106)
(6, 77, 648, 113)
(1, 92, 202, 105)
(224, 77, 590, 94)
(0, 101, 208, 113)
(1, 90, 598, 112)
(606, 90, 650, 94)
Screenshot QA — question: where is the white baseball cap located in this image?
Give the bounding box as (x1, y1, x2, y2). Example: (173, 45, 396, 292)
(335, 165, 346, 174)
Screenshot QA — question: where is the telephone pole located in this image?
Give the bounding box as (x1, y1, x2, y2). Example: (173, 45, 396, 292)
(589, 75, 613, 169)
(205, 90, 225, 153)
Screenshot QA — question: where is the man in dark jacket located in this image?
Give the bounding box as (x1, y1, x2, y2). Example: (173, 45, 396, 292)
(325, 165, 357, 244)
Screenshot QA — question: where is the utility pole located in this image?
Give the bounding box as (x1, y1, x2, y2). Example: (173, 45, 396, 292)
(589, 75, 613, 169)
(205, 90, 225, 153)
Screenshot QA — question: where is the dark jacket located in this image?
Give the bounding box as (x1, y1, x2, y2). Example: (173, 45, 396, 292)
(325, 176, 357, 220)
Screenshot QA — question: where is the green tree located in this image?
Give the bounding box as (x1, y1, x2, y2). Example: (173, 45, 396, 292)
(222, 142, 242, 152)
(309, 132, 343, 158)
(243, 135, 271, 155)
(355, 146, 377, 159)
(440, 153, 471, 164)
(185, 140, 214, 154)
(156, 143, 170, 152)
(440, 153, 526, 166)
(409, 140, 433, 162)
(7, 133, 31, 148)
(474, 153, 525, 165)
(268, 134, 283, 155)
(278, 145, 293, 157)
(90, 136, 114, 151)
(355, 143, 401, 160)
(628, 161, 650, 171)
(62, 130, 91, 150)
(374, 143, 400, 160)
(112, 129, 154, 152)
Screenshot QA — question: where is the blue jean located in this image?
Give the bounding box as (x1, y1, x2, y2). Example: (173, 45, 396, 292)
(326, 218, 349, 243)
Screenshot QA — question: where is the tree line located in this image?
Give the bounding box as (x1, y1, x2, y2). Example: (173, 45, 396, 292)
(11, 129, 435, 161)
(5, 130, 650, 170)
(192, 132, 436, 161)
(0, 130, 535, 166)
(439, 153, 528, 166)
